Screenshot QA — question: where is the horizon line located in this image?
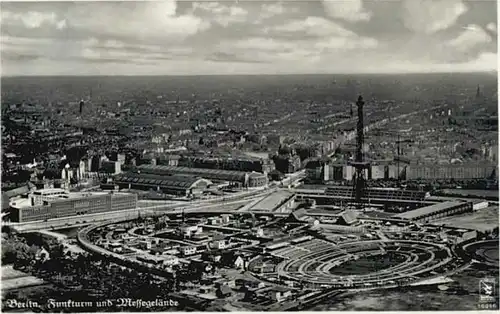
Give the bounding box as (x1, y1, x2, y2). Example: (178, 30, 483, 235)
(1, 71, 497, 78)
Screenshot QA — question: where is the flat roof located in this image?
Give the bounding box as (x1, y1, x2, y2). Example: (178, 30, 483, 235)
(13, 192, 133, 209)
(33, 188, 67, 194)
(251, 190, 293, 211)
(298, 194, 436, 205)
(9, 198, 32, 209)
(3, 185, 31, 199)
(301, 185, 329, 190)
(394, 201, 467, 219)
(472, 199, 489, 204)
(114, 172, 210, 189)
(265, 241, 290, 249)
(242, 152, 269, 159)
(137, 164, 266, 183)
(325, 186, 424, 193)
(57, 192, 109, 199)
(294, 189, 325, 194)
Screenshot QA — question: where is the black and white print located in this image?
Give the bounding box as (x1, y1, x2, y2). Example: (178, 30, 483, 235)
(1, 0, 498, 312)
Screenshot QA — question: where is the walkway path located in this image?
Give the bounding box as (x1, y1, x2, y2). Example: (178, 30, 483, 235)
(37, 229, 68, 241)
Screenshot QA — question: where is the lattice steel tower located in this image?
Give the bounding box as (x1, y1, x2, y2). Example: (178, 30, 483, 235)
(79, 100, 84, 115)
(352, 95, 368, 209)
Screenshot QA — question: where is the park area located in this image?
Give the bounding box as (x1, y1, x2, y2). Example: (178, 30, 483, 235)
(1, 265, 46, 291)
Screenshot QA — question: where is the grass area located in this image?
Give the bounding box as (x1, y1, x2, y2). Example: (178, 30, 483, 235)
(329, 252, 404, 276)
(482, 247, 499, 261)
(311, 289, 480, 311)
(1, 266, 45, 291)
(435, 206, 499, 231)
(312, 263, 499, 311)
(2, 265, 30, 280)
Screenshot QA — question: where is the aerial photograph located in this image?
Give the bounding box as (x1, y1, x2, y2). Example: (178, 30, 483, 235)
(0, 0, 498, 312)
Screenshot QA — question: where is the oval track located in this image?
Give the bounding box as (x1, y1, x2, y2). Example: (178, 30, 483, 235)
(267, 239, 458, 289)
(463, 240, 499, 267)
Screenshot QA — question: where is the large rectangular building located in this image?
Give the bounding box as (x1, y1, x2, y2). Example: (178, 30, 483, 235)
(371, 165, 385, 180)
(323, 161, 407, 182)
(113, 172, 212, 197)
(393, 201, 472, 223)
(136, 164, 268, 187)
(175, 154, 274, 173)
(324, 186, 427, 201)
(9, 191, 137, 223)
(406, 164, 497, 180)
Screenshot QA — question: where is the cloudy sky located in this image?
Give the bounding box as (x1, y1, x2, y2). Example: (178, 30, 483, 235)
(0, 0, 497, 76)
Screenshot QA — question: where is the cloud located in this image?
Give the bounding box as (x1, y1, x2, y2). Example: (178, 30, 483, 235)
(220, 6, 248, 27)
(79, 38, 195, 63)
(375, 52, 497, 73)
(206, 51, 268, 64)
(465, 52, 497, 72)
(28, 1, 209, 46)
(267, 17, 356, 37)
(56, 19, 67, 30)
(213, 37, 314, 65)
(261, 2, 285, 18)
(0, 34, 194, 67)
(221, 37, 296, 52)
(315, 37, 378, 50)
(101, 40, 125, 50)
(1, 10, 64, 29)
(212, 42, 319, 65)
(1, 36, 56, 57)
(258, 2, 299, 20)
(0, 0, 496, 75)
(1, 51, 41, 62)
(486, 22, 497, 33)
(322, 0, 372, 22)
(79, 48, 155, 65)
(191, 2, 248, 27)
(215, 33, 378, 65)
(192, 2, 227, 15)
(447, 24, 492, 51)
(85, 2, 209, 40)
(402, 0, 467, 34)
(262, 16, 378, 51)
(1, 1, 210, 47)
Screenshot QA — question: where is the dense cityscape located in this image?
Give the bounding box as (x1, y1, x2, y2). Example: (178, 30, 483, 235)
(1, 0, 499, 312)
(1, 73, 498, 311)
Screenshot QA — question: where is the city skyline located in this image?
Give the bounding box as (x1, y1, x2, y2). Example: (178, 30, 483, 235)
(0, 0, 498, 76)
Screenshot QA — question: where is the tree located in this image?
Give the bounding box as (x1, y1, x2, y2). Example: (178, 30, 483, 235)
(49, 244, 65, 260)
(28, 244, 40, 257)
(155, 221, 167, 231)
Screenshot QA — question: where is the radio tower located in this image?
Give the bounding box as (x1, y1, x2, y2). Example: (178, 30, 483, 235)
(352, 95, 368, 210)
(79, 99, 84, 115)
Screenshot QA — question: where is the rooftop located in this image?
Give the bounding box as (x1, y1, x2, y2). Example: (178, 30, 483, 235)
(394, 201, 468, 220)
(3, 185, 31, 199)
(33, 188, 67, 195)
(137, 164, 252, 182)
(251, 190, 294, 211)
(12, 191, 132, 209)
(338, 210, 359, 225)
(115, 172, 210, 189)
(9, 198, 32, 209)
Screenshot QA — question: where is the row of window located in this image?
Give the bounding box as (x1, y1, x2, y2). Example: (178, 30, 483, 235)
(18, 196, 137, 222)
